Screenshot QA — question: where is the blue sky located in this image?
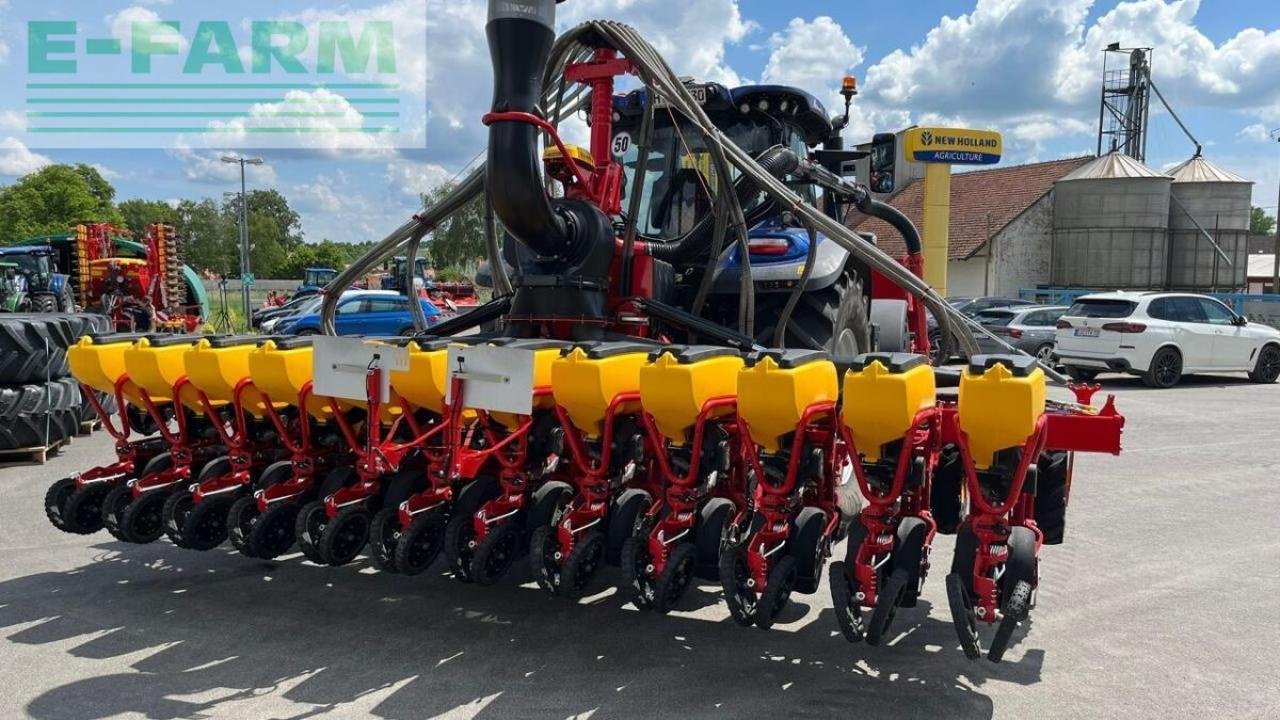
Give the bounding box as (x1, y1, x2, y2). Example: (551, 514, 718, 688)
(2, 0, 1278, 243)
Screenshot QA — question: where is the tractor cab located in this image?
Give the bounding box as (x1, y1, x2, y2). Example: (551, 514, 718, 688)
(608, 82, 834, 244)
(294, 267, 338, 299)
(381, 256, 430, 293)
(0, 262, 25, 312)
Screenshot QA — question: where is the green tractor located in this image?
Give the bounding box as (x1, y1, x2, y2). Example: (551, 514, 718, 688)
(0, 262, 25, 312)
(0, 246, 73, 313)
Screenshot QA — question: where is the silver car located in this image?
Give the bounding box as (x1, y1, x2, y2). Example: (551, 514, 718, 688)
(971, 305, 1069, 362)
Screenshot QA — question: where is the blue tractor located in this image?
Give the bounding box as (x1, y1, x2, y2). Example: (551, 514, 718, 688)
(294, 267, 339, 299)
(0, 246, 74, 313)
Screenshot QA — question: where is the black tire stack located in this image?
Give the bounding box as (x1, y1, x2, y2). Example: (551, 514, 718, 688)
(0, 313, 113, 453)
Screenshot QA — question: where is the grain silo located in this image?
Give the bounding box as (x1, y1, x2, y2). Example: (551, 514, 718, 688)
(1166, 154, 1252, 290)
(1051, 151, 1172, 288)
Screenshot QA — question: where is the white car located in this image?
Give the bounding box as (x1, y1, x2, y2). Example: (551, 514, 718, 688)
(1053, 291, 1280, 388)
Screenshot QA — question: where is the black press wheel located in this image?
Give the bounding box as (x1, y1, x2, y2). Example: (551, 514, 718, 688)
(1249, 344, 1280, 384)
(865, 568, 909, 647)
(694, 498, 735, 581)
(620, 533, 654, 610)
(368, 507, 403, 573)
(100, 483, 134, 541)
(162, 490, 196, 548)
(180, 496, 234, 551)
(559, 528, 606, 600)
(530, 523, 564, 594)
(828, 561, 865, 643)
(294, 500, 331, 564)
(44, 477, 77, 532)
(227, 495, 261, 558)
(789, 506, 826, 595)
(755, 554, 798, 630)
(395, 508, 448, 576)
(119, 489, 169, 544)
(606, 488, 651, 566)
(649, 542, 696, 614)
(444, 476, 501, 582)
(248, 501, 300, 560)
(319, 505, 371, 566)
(989, 526, 1038, 663)
(1143, 347, 1182, 389)
(61, 483, 112, 535)
(719, 542, 758, 627)
(470, 520, 522, 586)
(947, 524, 983, 660)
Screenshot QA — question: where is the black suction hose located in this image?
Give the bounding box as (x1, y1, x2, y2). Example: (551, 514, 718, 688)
(853, 189, 922, 256)
(484, 0, 572, 257)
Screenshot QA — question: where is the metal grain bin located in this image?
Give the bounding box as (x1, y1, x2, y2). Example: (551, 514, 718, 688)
(1167, 154, 1252, 290)
(1051, 152, 1171, 289)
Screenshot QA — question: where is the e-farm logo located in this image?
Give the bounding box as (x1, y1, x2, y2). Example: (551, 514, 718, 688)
(13, 3, 426, 150)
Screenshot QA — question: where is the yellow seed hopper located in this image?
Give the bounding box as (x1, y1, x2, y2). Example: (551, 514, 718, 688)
(737, 350, 838, 452)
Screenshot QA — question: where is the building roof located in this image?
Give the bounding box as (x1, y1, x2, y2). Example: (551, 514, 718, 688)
(846, 156, 1092, 260)
(1167, 154, 1252, 184)
(1058, 151, 1168, 181)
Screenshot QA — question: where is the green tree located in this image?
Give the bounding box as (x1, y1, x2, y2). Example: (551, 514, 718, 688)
(277, 239, 352, 279)
(420, 183, 487, 270)
(248, 214, 288, 278)
(1251, 206, 1276, 236)
(176, 199, 237, 275)
(240, 189, 300, 251)
(118, 199, 178, 238)
(0, 164, 123, 244)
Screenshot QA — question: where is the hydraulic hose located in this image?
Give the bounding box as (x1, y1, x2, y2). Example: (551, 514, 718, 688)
(774, 223, 820, 348)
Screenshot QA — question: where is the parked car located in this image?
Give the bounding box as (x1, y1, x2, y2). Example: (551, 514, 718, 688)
(253, 293, 319, 329)
(927, 296, 1038, 364)
(259, 290, 401, 333)
(1053, 291, 1280, 388)
(279, 291, 442, 336)
(971, 305, 1069, 361)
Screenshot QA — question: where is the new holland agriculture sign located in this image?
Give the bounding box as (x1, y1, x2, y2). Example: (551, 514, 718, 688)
(904, 128, 1002, 165)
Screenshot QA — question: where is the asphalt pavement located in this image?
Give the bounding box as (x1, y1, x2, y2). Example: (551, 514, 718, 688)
(1, 373, 1277, 719)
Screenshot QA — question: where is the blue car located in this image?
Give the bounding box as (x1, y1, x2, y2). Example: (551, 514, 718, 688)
(279, 291, 441, 336)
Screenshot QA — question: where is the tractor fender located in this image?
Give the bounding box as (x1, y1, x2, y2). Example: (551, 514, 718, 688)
(709, 237, 850, 295)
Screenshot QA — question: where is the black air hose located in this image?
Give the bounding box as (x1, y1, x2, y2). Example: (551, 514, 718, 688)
(853, 189, 922, 256)
(484, 0, 573, 257)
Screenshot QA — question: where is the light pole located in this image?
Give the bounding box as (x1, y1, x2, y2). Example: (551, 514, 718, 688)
(221, 155, 265, 326)
(1271, 129, 1280, 295)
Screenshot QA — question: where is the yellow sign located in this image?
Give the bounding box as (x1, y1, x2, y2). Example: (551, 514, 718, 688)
(903, 127, 1002, 165)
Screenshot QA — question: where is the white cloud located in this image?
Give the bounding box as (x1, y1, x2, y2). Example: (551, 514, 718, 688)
(384, 158, 453, 199)
(560, 0, 755, 86)
(1238, 123, 1274, 143)
(280, 0, 429, 94)
(107, 6, 189, 53)
(168, 145, 279, 185)
(0, 110, 24, 133)
(205, 89, 398, 157)
(89, 163, 122, 181)
(762, 17, 863, 92)
(0, 137, 52, 177)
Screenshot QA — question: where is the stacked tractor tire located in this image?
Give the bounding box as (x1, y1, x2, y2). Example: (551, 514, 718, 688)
(0, 313, 112, 452)
(44, 332, 1122, 662)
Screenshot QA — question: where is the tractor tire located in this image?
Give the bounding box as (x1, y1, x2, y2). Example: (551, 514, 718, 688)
(0, 378, 80, 418)
(0, 410, 78, 450)
(31, 293, 58, 314)
(0, 316, 76, 383)
(57, 284, 75, 313)
(1033, 451, 1071, 545)
(755, 269, 870, 355)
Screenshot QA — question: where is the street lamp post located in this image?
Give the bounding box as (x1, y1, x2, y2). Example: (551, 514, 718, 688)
(1272, 129, 1280, 295)
(221, 155, 265, 326)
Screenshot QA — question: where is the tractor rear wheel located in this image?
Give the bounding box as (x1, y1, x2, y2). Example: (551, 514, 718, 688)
(755, 269, 870, 355)
(31, 293, 58, 314)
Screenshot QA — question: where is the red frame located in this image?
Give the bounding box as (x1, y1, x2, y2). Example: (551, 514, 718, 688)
(737, 402, 843, 594)
(638, 396, 742, 575)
